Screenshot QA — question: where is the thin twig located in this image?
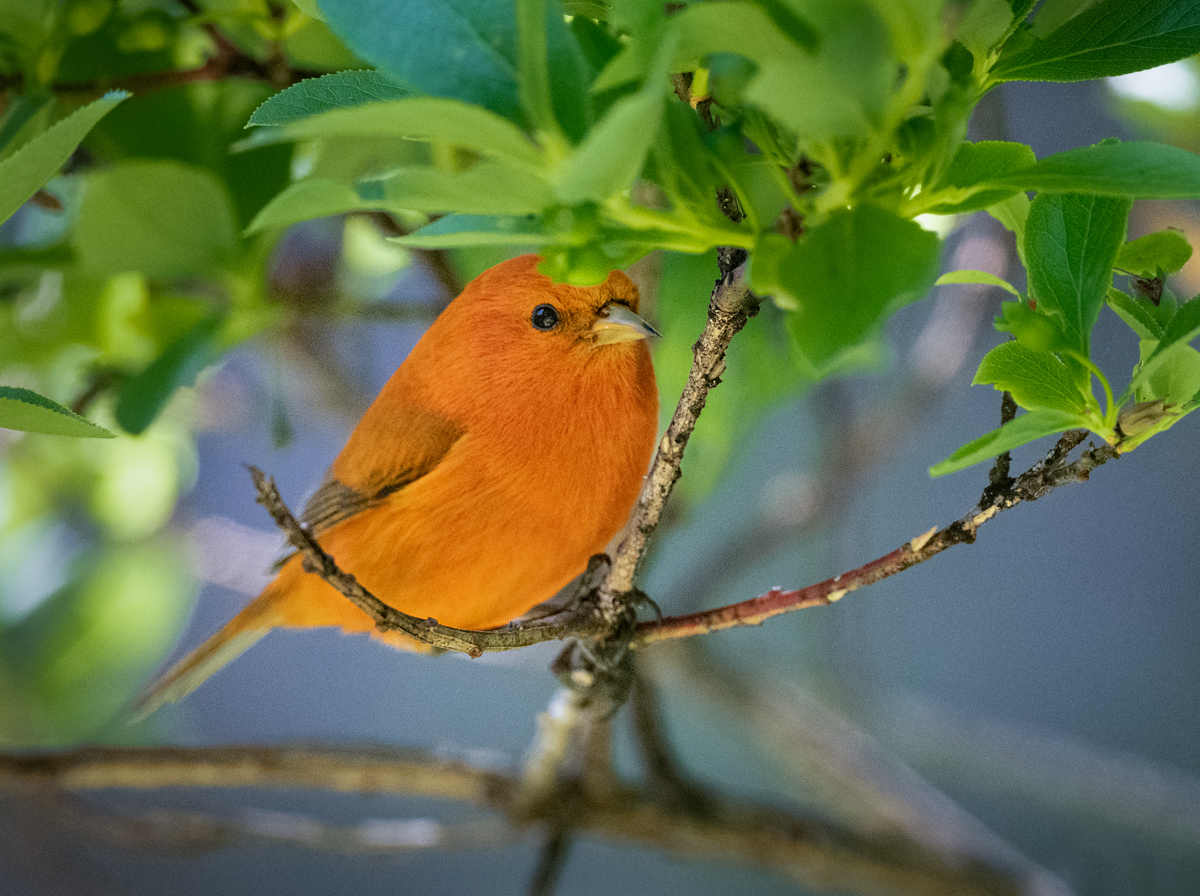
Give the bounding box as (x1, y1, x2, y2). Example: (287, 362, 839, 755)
(248, 466, 601, 656)
(635, 432, 1119, 646)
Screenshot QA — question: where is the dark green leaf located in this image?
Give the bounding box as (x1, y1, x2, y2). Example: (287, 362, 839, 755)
(115, 315, 224, 436)
(973, 340, 1089, 412)
(993, 0, 1200, 83)
(749, 206, 941, 375)
(0, 90, 128, 224)
(1115, 228, 1193, 276)
(248, 70, 410, 127)
(318, 0, 520, 119)
(0, 386, 115, 438)
(930, 408, 1091, 476)
(73, 160, 238, 276)
(1024, 192, 1131, 354)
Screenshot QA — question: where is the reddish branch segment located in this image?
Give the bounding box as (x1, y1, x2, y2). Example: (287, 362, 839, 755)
(636, 543, 929, 646)
(636, 431, 1119, 647)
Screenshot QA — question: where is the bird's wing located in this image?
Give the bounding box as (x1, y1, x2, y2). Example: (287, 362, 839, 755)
(302, 406, 464, 536)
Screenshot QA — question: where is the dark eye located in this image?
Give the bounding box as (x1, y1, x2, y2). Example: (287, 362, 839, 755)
(531, 304, 560, 331)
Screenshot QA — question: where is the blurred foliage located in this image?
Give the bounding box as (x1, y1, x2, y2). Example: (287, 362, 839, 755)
(2, 0, 1200, 754)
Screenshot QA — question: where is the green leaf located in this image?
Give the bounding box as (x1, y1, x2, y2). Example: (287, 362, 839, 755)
(115, 315, 224, 436)
(291, 0, 325, 20)
(1024, 192, 1131, 354)
(246, 178, 386, 232)
(973, 340, 1090, 412)
(248, 98, 544, 169)
(986, 192, 1032, 265)
(597, 0, 885, 141)
(936, 269, 1021, 296)
(995, 297, 1075, 354)
(990, 140, 1200, 198)
(394, 213, 555, 248)
(922, 141, 1036, 214)
(73, 160, 238, 276)
(930, 408, 1091, 476)
(0, 386, 116, 438)
(1137, 342, 1200, 407)
(318, 0, 521, 120)
(955, 0, 1019, 61)
(595, 0, 817, 91)
(0, 92, 51, 159)
(1107, 287, 1164, 339)
(1134, 294, 1200, 391)
(0, 90, 128, 225)
(248, 71, 410, 127)
(748, 206, 941, 375)
(555, 90, 661, 203)
(993, 0, 1200, 83)
(516, 0, 556, 133)
(1115, 229, 1193, 276)
(365, 160, 554, 214)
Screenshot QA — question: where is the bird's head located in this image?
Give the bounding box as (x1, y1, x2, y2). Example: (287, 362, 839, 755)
(407, 255, 659, 425)
(471, 254, 658, 350)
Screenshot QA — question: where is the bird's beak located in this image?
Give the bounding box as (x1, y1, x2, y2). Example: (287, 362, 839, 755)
(592, 302, 661, 345)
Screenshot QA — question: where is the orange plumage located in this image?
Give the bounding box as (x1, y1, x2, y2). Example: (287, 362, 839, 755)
(137, 255, 658, 715)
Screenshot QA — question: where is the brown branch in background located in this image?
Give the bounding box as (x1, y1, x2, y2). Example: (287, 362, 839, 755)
(0, 2, 320, 98)
(528, 831, 573, 896)
(248, 466, 601, 656)
(636, 431, 1119, 647)
(0, 745, 1032, 896)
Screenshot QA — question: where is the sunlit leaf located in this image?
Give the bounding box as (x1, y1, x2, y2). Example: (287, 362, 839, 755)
(0, 90, 128, 225)
(930, 408, 1092, 476)
(0, 387, 115, 438)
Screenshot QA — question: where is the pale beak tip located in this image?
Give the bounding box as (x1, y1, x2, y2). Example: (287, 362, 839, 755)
(593, 302, 660, 344)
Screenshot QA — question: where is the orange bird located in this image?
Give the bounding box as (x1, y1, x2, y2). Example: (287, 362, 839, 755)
(136, 255, 659, 715)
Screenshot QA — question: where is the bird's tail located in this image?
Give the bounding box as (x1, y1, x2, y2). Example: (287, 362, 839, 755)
(131, 584, 283, 722)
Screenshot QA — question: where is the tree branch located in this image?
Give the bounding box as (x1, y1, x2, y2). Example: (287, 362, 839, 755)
(248, 466, 604, 656)
(0, 8, 320, 99)
(0, 744, 1033, 896)
(635, 431, 1118, 647)
(604, 253, 757, 601)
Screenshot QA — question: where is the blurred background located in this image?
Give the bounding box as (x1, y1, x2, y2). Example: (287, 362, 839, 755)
(2, 7, 1200, 894)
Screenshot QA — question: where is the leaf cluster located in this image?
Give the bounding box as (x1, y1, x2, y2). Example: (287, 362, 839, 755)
(245, 0, 1200, 392)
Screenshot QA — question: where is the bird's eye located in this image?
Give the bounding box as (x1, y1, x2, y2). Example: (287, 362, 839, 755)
(531, 304, 560, 331)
